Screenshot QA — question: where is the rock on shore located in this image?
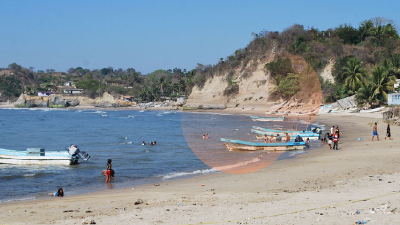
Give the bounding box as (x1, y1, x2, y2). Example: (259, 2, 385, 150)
(13, 92, 135, 108)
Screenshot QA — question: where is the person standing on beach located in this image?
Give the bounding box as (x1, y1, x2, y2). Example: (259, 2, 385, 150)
(336, 127, 343, 142)
(327, 133, 332, 150)
(286, 132, 290, 142)
(330, 126, 335, 135)
(372, 122, 379, 141)
(385, 124, 391, 140)
(321, 132, 327, 145)
(333, 131, 339, 150)
(106, 159, 112, 183)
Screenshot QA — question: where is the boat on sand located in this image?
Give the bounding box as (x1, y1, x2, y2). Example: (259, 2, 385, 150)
(250, 116, 285, 122)
(252, 126, 313, 134)
(251, 129, 320, 140)
(221, 138, 307, 151)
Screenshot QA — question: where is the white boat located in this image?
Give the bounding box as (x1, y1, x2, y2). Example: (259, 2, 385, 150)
(0, 145, 90, 165)
(359, 107, 385, 113)
(252, 126, 314, 134)
(250, 116, 285, 122)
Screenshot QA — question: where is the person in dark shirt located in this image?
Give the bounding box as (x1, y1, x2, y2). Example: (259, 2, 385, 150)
(385, 124, 391, 140)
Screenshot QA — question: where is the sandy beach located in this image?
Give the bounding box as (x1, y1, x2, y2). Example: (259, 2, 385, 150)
(1, 111, 400, 225)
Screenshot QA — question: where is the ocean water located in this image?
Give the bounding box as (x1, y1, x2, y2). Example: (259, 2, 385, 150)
(0, 108, 320, 203)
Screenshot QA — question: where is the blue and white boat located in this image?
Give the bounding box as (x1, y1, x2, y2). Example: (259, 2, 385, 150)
(251, 129, 320, 140)
(250, 116, 285, 122)
(221, 138, 307, 151)
(0, 145, 90, 165)
(252, 126, 313, 134)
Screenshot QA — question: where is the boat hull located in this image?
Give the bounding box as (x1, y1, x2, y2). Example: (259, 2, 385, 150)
(221, 138, 307, 151)
(254, 134, 319, 140)
(251, 129, 320, 139)
(252, 126, 313, 134)
(250, 116, 285, 122)
(223, 143, 305, 151)
(0, 148, 77, 165)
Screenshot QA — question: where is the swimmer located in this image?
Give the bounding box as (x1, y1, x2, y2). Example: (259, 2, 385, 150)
(54, 188, 64, 197)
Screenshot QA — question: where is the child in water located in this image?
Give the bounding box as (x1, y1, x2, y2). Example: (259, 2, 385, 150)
(54, 188, 64, 197)
(106, 159, 112, 183)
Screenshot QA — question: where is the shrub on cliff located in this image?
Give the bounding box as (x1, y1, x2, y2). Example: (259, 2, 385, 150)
(223, 79, 239, 96)
(265, 57, 295, 77)
(277, 73, 301, 99)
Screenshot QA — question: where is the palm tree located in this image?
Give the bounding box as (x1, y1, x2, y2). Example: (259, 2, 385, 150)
(270, 74, 283, 93)
(356, 83, 377, 106)
(172, 83, 179, 94)
(158, 77, 166, 95)
(140, 86, 151, 102)
(383, 23, 399, 39)
(370, 25, 384, 40)
(371, 66, 396, 102)
(341, 58, 366, 92)
(384, 53, 400, 78)
(179, 79, 186, 93)
(359, 20, 373, 41)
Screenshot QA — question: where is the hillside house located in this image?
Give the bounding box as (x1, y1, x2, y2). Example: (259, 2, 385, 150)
(64, 89, 83, 94)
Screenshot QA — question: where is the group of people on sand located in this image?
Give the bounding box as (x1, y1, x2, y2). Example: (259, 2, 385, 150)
(202, 133, 209, 139)
(372, 122, 391, 141)
(142, 141, 157, 146)
(321, 126, 342, 150)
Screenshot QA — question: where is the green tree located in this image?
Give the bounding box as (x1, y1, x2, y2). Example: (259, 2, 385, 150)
(8, 63, 22, 72)
(341, 58, 366, 92)
(265, 57, 294, 77)
(356, 83, 377, 106)
(178, 78, 186, 93)
(335, 24, 360, 45)
(270, 74, 283, 93)
(100, 68, 112, 75)
(278, 73, 301, 98)
(371, 66, 396, 102)
(359, 20, 373, 41)
(291, 35, 309, 54)
(74, 80, 100, 89)
(382, 53, 400, 78)
(158, 76, 166, 95)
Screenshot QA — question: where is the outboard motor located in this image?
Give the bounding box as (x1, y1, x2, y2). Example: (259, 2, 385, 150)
(67, 145, 90, 161)
(68, 145, 79, 156)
